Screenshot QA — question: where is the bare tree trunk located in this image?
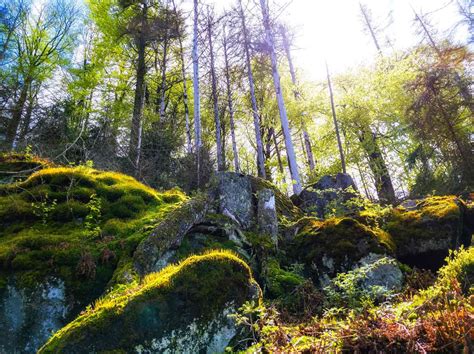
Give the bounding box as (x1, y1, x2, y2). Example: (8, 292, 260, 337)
(129, 33, 146, 177)
(260, 0, 301, 194)
(358, 127, 396, 204)
(272, 129, 286, 184)
(4, 76, 31, 150)
(158, 32, 169, 120)
(207, 11, 224, 171)
(238, 0, 266, 179)
(173, 2, 193, 154)
(223, 26, 240, 173)
(280, 25, 316, 172)
(326, 62, 347, 174)
(359, 3, 382, 54)
(192, 0, 202, 185)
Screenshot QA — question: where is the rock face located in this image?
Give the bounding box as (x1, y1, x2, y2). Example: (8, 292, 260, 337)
(257, 189, 278, 246)
(214, 172, 255, 229)
(387, 196, 469, 269)
(0, 276, 70, 353)
(294, 173, 358, 217)
(39, 251, 261, 354)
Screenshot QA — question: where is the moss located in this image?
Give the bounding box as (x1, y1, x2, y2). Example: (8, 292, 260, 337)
(0, 163, 186, 313)
(0, 152, 52, 183)
(288, 217, 393, 282)
(265, 258, 305, 298)
(386, 196, 464, 268)
(39, 250, 259, 353)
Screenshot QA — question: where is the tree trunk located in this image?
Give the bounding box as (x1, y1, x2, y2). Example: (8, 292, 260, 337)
(157, 34, 169, 120)
(272, 129, 286, 184)
(129, 34, 146, 177)
(280, 25, 316, 171)
(192, 0, 202, 186)
(175, 12, 192, 154)
(359, 3, 382, 54)
(326, 62, 347, 174)
(223, 26, 240, 173)
(207, 13, 224, 171)
(260, 0, 302, 194)
(238, 0, 266, 179)
(358, 127, 396, 204)
(4, 76, 31, 150)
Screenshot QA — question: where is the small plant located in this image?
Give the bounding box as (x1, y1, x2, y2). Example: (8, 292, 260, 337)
(32, 195, 57, 225)
(84, 194, 102, 238)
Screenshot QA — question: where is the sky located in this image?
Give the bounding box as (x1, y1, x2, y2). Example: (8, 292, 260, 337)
(196, 0, 470, 81)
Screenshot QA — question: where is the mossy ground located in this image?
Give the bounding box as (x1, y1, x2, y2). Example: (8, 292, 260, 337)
(0, 164, 186, 309)
(39, 250, 259, 353)
(0, 152, 52, 183)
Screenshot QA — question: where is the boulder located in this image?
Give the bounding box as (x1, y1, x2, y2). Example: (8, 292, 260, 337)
(39, 251, 261, 354)
(288, 217, 395, 286)
(257, 189, 278, 246)
(0, 276, 70, 353)
(294, 173, 358, 217)
(214, 172, 254, 229)
(387, 196, 471, 269)
(355, 253, 403, 293)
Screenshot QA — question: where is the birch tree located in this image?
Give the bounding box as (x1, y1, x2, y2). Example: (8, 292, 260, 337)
(192, 0, 202, 183)
(259, 0, 301, 194)
(238, 0, 266, 179)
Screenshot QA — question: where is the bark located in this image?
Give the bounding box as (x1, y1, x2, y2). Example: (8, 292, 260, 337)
(260, 0, 302, 195)
(238, 0, 266, 179)
(359, 3, 382, 54)
(280, 25, 315, 171)
(157, 32, 169, 120)
(4, 76, 31, 149)
(272, 128, 286, 184)
(223, 26, 240, 173)
(173, 0, 192, 154)
(326, 62, 347, 174)
(207, 12, 224, 171)
(129, 33, 146, 176)
(358, 127, 396, 204)
(192, 0, 202, 185)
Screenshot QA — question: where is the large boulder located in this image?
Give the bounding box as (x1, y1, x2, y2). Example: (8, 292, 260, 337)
(387, 196, 471, 269)
(39, 251, 261, 354)
(0, 276, 70, 353)
(214, 172, 254, 229)
(288, 217, 395, 286)
(294, 173, 358, 217)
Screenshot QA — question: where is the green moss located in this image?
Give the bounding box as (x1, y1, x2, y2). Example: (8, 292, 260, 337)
(0, 152, 52, 183)
(289, 217, 393, 281)
(265, 258, 305, 298)
(0, 163, 186, 311)
(39, 250, 259, 353)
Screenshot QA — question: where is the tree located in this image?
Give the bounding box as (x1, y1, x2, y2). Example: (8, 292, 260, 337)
(259, 0, 301, 194)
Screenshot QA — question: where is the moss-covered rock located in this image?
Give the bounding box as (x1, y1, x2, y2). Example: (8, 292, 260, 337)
(0, 165, 186, 351)
(39, 251, 260, 353)
(386, 196, 469, 269)
(0, 152, 52, 184)
(288, 217, 394, 285)
(133, 194, 211, 275)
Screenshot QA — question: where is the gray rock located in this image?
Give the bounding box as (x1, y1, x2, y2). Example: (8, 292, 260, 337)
(356, 253, 403, 293)
(0, 276, 70, 353)
(296, 173, 358, 217)
(257, 189, 278, 246)
(215, 172, 254, 229)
